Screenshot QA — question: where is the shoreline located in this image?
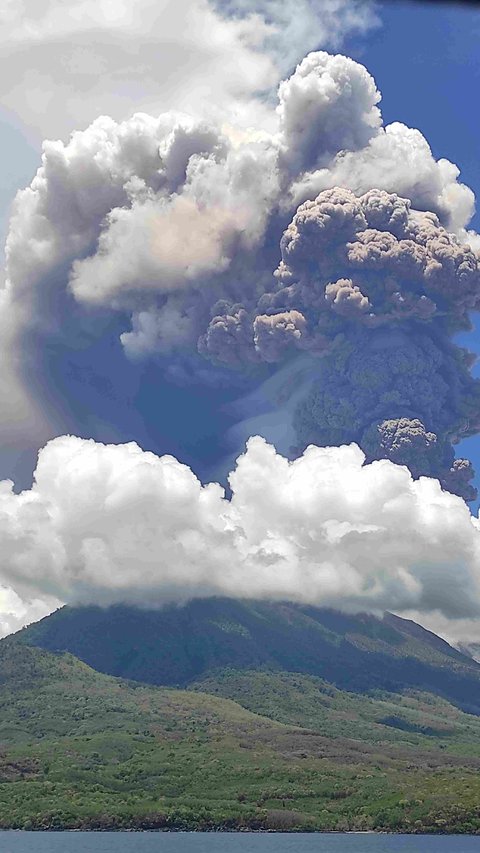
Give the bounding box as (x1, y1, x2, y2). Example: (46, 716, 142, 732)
(0, 828, 478, 836)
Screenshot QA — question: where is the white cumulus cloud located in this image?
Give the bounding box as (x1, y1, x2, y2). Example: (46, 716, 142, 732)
(1, 435, 480, 640)
(278, 50, 382, 174)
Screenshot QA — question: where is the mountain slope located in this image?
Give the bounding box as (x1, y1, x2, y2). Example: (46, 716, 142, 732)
(2, 640, 480, 832)
(18, 598, 480, 714)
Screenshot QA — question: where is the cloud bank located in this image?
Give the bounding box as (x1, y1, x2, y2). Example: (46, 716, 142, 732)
(2, 435, 480, 636)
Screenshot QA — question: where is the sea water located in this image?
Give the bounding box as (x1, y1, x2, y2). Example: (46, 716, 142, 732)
(0, 833, 478, 852)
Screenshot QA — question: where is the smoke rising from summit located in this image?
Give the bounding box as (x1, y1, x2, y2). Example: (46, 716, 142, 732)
(2, 50, 480, 502)
(213, 187, 480, 500)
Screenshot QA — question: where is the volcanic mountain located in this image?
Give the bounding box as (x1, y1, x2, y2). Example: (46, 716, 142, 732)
(0, 598, 479, 833)
(17, 598, 480, 714)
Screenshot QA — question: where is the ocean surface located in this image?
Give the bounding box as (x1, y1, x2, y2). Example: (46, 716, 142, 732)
(0, 833, 478, 852)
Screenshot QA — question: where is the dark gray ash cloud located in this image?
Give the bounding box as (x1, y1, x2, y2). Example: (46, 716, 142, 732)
(199, 188, 480, 500)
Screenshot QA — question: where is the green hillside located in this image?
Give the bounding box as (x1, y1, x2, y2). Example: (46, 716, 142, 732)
(1, 629, 480, 832)
(192, 668, 480, 754)
(19, 598, 480, 713)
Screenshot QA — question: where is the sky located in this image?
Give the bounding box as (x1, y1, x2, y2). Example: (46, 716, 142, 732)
(1, 0, 480, 649)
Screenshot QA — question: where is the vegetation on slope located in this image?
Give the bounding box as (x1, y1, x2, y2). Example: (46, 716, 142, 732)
(18, 598, 480, 713)
(0, 641, 480, 832)
(192, 669, 480, 756)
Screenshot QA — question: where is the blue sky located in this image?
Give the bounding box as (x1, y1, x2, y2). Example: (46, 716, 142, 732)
(352, 1, 480, 237)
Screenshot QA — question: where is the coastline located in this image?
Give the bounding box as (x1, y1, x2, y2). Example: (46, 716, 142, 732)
(0, 826, 478, 836)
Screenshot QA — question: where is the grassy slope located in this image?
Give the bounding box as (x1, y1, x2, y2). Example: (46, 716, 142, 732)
(1, 642, 480, 832)
(192, 669, 480, 756)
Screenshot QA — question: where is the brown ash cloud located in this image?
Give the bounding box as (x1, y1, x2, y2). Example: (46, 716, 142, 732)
(199, 187, 480, 500)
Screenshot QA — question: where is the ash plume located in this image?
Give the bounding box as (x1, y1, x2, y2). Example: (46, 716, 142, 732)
(3, 51, 480, 501)
(200, 188, 480, 499)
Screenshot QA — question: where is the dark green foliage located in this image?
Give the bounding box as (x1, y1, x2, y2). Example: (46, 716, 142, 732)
(379, 716, 454, 737)
(0, 634, 479, 831)
(18, 598, 480, 713)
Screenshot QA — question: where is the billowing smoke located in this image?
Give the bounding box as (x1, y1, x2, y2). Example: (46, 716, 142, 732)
(229, 187, 480, 500)
(1, 435, 480, 629)
(2, 50, 480, 503)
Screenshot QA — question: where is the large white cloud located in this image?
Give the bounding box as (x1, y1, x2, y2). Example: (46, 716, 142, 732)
(2, 434, 480, 639)
(278, 51, 382, 174)
(0, 0, 377, 140)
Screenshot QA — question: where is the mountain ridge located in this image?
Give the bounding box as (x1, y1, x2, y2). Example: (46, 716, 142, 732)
(17, 597, 480, 714)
